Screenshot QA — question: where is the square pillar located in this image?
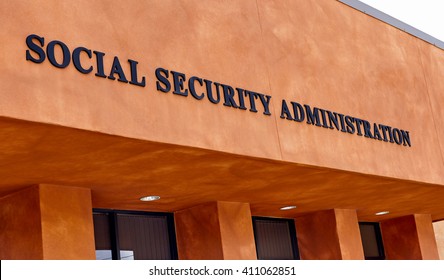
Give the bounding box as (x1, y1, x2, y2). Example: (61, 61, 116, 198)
(381, 214, 439, 260)
(0, 186, 43, 259)
(433, 220, 444, 260)
(174, 201, 257, 260)
(295, 209, 364, 260)
(0, 184, 96, 259)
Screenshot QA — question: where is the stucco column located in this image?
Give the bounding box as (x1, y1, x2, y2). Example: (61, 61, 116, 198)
(295, 209, 364, 260)
(433, 220, 444, 260)
(0, 184, 95, 259)
(174, 201, 257, 260)
(381, 214, 439, 260)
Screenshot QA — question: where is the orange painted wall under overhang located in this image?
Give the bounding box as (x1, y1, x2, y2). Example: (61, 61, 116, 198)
(0, 0, 443, 186)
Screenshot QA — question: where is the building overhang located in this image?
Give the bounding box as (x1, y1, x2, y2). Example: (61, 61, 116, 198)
(1, 116, 443, 222)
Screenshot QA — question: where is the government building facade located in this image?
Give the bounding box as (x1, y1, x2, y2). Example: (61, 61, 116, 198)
(1, 0, 444, 260)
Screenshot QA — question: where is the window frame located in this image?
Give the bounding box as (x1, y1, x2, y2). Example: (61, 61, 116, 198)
(93, 208, 178, 260)
(252, 216, 300, 260)
(359, 222, 385, 260)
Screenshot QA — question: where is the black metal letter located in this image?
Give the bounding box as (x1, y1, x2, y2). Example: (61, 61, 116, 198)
(155, 68, 171, 93)
(72, 47, 93, 74)
(108, 56, 129, 83)
(171, 71, 188, 96)
(94, 51, 107, 78)
(280, 100, 294, 120)
(26, 34, 46, 63)
(189, 76, 204, 100)
(128, 59, 146, 87)
(47, 40, 71, 68)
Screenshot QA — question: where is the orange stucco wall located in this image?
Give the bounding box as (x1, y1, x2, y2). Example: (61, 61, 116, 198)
(175, 202, 224, 259)
(39, 184, 96, 259)
(217, 202, 257, 260)
(295, 209, 364, 260)
(175, 201, 257, 260)
(0, 0, 443, 186)
(381, 214, 439, 260)
(0, 185, 96, 260)
(433, 220, 444, 260)
(0, 186, 44, 259)
(335, 209, 365, 260)
(1, 0, 444, 261)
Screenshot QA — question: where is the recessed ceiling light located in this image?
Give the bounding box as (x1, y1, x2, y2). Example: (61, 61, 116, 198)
(375, 211, 389, 216)
(139, 195, 160, 201)
(280, 205, 297, 211)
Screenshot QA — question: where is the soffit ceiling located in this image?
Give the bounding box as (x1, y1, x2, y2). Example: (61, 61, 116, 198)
(0, 117, 443, 222)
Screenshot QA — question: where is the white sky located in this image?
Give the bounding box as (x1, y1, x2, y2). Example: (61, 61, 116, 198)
(359, 0, 444, 42)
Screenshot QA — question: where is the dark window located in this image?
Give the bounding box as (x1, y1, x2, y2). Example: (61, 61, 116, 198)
(93, 209, 178, 260)
(93, 212, 113, 260)
(359, 222, 385, 260)
(252, 217, 300, 260)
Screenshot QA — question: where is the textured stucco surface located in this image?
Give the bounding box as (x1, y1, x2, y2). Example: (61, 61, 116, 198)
(0, 0, 443, 184)
(0, 0, 444, 259)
